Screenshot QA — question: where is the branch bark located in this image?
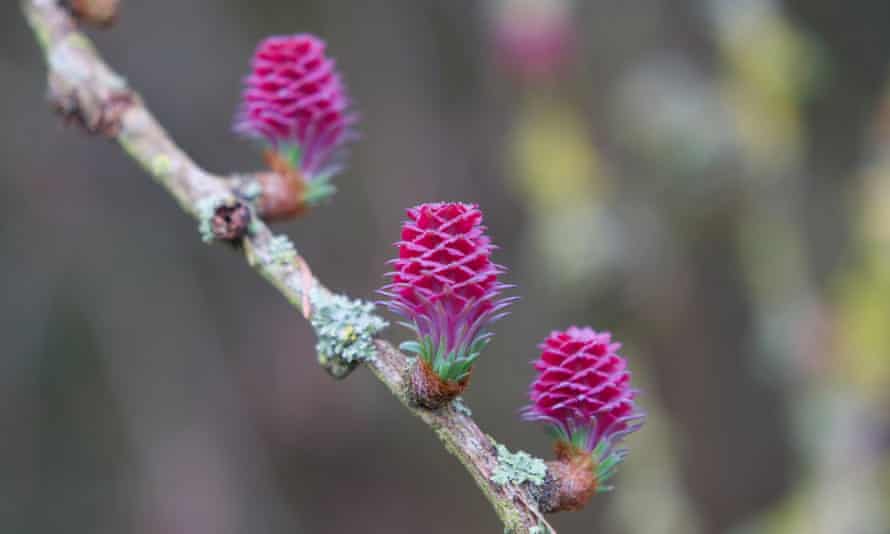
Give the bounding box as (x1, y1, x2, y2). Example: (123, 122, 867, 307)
(22, 1, 553, 532)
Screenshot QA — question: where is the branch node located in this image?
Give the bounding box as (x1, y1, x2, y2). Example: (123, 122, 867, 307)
(50, 78, 134, 136)
(210, 202, 251, 242)
(405, 357, 471, 410)
(197, 195, 238, 243)
(538, 447, 597, 513)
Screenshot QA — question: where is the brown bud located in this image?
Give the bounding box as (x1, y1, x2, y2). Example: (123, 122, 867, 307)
(255, 171, 307, 221)
(211, 202, 251, 242)
(539, 442, 597, 513)
(254, 149, 309, 221)
(63, 0, 120, 27)
(406, 358, 471, 410)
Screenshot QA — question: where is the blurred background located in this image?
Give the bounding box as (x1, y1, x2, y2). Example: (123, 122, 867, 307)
(3, 0, 890, 532)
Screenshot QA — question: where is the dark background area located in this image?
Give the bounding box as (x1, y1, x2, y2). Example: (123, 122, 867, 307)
(2, 1, 890, 533)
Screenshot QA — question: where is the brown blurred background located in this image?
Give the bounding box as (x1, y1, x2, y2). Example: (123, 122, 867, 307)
(3, 0, 890, 533)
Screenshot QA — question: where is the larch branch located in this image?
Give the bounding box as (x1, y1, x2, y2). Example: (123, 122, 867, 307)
(22, 1, 553, 532)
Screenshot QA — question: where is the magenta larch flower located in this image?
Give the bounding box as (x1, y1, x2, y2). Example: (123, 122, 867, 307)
(523, 326, 644, 490)
(494, 0, 576, 81)
(235, 34, 353, 182)
(381, 202, 514, 383)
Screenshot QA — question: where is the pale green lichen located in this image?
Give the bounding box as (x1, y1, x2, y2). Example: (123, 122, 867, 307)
(248, 216, 263, 237)
(491, 444, 547, 487)
(503, 519, 551, 534)
(67, 33, 96, 53)
(452, 396, 472, 417)
(151, 154, 174, 177)
(241, 179, 263, 202)
(267, 235, 297, 264)
(309, 288, 388, 378)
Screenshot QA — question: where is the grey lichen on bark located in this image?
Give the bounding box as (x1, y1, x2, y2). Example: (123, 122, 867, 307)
(309, 288, 388, 378)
